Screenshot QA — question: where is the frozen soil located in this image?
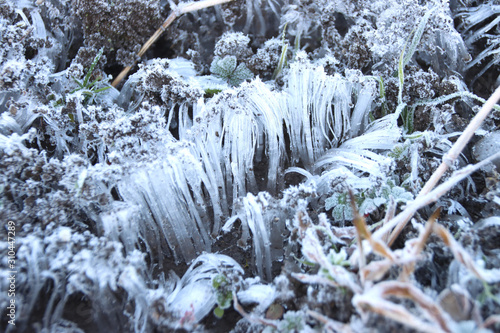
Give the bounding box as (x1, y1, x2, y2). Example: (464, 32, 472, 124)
(1, 0, 500, 332)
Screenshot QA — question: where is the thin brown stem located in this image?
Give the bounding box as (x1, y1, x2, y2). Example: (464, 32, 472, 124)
(112, 0, 233, 87)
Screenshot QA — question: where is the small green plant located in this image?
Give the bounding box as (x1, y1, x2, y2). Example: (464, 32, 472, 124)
(395, 8, 435, 133)
(326, 247, 349, 267)
(325, 181, 413, 222)
(325, 192, 358, 221)
(210, 55, 254, 86)
(377, 76, 389, 118)
(388, 141, 411, 160)
(70, 48, 111, 105)
(212, 274, 233, 318)
(204, 88, 223, 98)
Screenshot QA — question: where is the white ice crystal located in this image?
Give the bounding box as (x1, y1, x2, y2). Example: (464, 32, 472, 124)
(237, 283, 276, 314)
(151, 254, 244, 330)
(118, 145, 217, 264)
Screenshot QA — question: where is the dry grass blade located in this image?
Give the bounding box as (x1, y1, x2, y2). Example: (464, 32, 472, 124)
(112, 0, 233, 87)
(387, 85, 500, 245)
(380, 197, 396, 243)
(400, 208, 440, 281)
(348, 190, 395, 264)
(360, 259, 395, 282)
(483, 315, 500, 329)
(433, 223, 500, 283)
(413, 207, 440, 256)
(354, 281, 452, 333)
(361, 208, 439, 282)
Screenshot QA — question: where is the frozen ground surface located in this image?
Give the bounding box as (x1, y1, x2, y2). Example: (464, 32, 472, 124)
(1, 0, 500, 332)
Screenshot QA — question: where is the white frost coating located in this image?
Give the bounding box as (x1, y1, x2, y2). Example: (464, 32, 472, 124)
(237, 283, 276, 314)
(117, 58, 397, 282)
(222, 104, 259, 199)
(159, 254, 244, 328)
(31, 11, 46, 42)
(410, 143, 420, 187)
(166, 57, 198, 78)
(190, 60, 386, 208)
(352, 111, 402, 150)
(243, 193, 273, 280)
(168, 281, 215, 323)
(0, 112, 22, 135)
(315, 148, 390, 175)
(118, 266, 149, 333)
(349, 82, 375, 138)
(227, 192, 285, 280)
(316, 167, 372, 193)
(13, 236, 47, 328)
(101, 204, 139, 254)
(474, 217, 500, 229)
(0, 129, 35, 154)
(177, 103, 193, 140)
(190, 131, 229, 230)
(472, 131, 500, 170)
(242, 79, 286, 194)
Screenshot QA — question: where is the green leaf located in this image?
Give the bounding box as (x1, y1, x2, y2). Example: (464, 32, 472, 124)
(212, 274, 227, 288)
(210, 56, 237, 78)
(205, 88, 223, 98)
(93, 86, 111, 94)
(83, 47, 104, 87)
(72, 77, 85, 89)
(403, 8, 435, 69)
(273, 23, 289, 80)
(214, 306, 224, 319)
(402, 105, 415, 133)
(377, 76, 388, 116)
(216, 292, 232, 309)
(210, 55, 253, 86)
(397, 41, 406, 106)
(229, 62, 254, 86)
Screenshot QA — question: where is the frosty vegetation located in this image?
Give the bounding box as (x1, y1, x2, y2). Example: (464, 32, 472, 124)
(1, 0, 500, 332)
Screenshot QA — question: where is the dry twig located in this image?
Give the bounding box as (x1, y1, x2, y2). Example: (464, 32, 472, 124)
(112, 0, 233, 87)
(353, 281, 452, 333)
(374, 150, 500, 244)
(386, 85, 500, 245)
